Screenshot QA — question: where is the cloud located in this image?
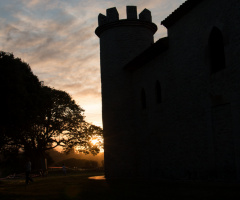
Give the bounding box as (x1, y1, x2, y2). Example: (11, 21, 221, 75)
(0, 0, 186, 127)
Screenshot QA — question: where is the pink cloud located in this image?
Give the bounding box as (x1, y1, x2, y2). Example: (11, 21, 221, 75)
(0, 0, 187, 127)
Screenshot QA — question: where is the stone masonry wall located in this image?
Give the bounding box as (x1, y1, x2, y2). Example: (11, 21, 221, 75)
(132, 0, 240, 180)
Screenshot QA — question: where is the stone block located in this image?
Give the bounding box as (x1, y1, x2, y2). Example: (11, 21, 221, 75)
(139, 9, 152, 22)
(107, 7, 119, 22)
(98, 13, 108, 26)
(127, 6, 137, 20)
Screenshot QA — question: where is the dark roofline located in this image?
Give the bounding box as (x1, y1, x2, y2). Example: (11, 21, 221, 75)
(124, 37, 168, 72)
(161, 0, 204, 28)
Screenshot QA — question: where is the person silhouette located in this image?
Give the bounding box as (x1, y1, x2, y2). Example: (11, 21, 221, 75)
(25, 158, 33, 185)
(62, 163, 67, 175)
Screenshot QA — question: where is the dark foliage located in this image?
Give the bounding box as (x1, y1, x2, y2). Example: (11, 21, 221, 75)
(0, 51, 103, 172)
(0, 51, 41, 151)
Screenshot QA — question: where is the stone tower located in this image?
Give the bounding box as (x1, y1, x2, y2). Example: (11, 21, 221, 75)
(95, 6, 157, 179)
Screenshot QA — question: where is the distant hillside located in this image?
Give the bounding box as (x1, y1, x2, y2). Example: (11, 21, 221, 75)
(47, 149, 104, 167)
(55, 158, 98, 169)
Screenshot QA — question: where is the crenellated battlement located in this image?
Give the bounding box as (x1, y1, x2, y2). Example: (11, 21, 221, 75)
(96, 6, 156, 37)
(127, 6, 137, 20)
(106, 7, 119, 23)
(98, 6, 152, 26)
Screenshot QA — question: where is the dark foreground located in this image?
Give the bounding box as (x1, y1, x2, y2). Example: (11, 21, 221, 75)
(0, 171, 240, 200)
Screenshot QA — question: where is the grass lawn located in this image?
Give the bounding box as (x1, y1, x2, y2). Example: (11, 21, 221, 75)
(1, 171, 240, 200)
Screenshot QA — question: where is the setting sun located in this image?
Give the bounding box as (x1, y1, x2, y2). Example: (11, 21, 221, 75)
(90, 139, 98, 145)
(89, 135, 104, 152)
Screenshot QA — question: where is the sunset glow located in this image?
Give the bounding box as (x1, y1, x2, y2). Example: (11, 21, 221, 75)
(0, 0, 186, 127)
(90, 139, 98, 146)
(73, 135, 104, 153)
(90, 135, 104, 152)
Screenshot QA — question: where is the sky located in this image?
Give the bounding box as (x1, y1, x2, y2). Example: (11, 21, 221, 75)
(0, 0, 186, 127)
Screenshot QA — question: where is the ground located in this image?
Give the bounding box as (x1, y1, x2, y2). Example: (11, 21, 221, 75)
(0, 170, 240, 200)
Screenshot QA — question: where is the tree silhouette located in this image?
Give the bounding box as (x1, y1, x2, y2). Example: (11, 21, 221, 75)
(0, 51, 41, 152)
(65, 123, 103, 155)
(21, 86, 86, 167)
(0, 51, 103, 171)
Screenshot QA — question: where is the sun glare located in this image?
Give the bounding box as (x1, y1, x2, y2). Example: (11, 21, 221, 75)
(74, 135, 104, 153)
(91, 139, 98, 145)
(90, 135, 104, 152)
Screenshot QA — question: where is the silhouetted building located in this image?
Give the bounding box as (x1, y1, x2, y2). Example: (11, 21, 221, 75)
(95, 0, 240, 181)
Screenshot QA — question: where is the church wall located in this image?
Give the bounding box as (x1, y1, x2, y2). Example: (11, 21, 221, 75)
(132, 0, 240, 180)
(166, 0, 240, 181)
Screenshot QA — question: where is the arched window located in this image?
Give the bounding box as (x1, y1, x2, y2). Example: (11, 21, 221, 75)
(156, 81, 162, 104)
(209, 27, 226, 74)
(141, 88, 147, 109)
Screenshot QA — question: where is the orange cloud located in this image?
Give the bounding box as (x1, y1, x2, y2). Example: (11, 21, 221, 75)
(0, 0, 186, 127)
